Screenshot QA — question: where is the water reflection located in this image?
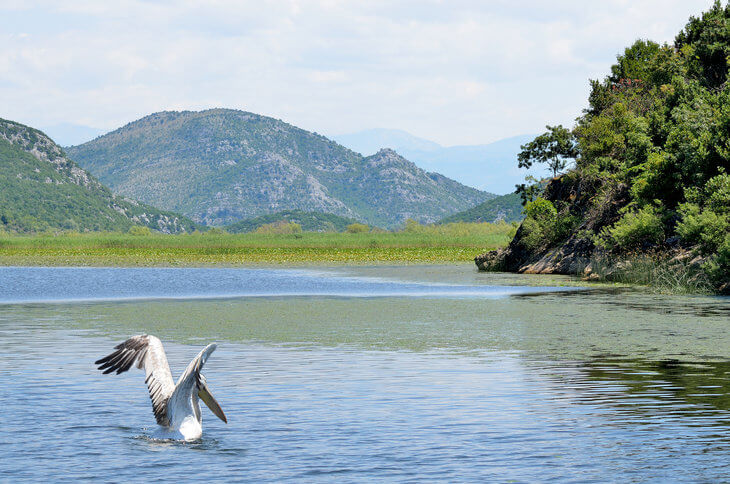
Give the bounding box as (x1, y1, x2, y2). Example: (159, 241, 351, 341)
(1, 266, 730, 481)
(574, 358, 730, 415)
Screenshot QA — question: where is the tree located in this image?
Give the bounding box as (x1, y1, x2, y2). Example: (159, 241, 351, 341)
(517, 125, 578, 177)
(675, 0, 730, 89)
(514, 175, 541, 207)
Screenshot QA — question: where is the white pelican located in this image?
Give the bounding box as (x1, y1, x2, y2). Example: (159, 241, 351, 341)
(95, 334, 227, 441)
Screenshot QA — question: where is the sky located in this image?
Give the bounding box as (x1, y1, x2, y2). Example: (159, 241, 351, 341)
(0, 0, 716, 146)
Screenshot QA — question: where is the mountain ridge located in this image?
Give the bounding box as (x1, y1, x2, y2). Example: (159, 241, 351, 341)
(333, 129, 546, 194)
(67, 109, 492, 228)
(0, 118, 197, 233)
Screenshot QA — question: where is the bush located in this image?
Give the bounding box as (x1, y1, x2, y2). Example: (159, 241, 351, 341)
(401, 219, 422, 233)
(128, 226, 152, 236)
(677, 203, 728, 253)
(519, 198, 561, 251)
(598, 206, 664, 251)
(677, 173, 730, 254)
(524, 198, 557, 223)
(346, 223, 370, 234)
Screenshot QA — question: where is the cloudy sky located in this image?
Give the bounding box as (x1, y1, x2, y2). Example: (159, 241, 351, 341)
(0, 0, 715, 146)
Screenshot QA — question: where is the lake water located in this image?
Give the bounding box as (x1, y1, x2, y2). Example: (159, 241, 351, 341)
(1, 265, 730, 482)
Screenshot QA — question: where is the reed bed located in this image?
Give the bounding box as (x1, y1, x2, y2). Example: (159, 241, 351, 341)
(0, 222, 514, 266)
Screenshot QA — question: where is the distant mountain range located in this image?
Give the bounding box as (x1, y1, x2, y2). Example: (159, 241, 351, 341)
(0, 118, 197, 233)
(332, 129, 548, 195)
(67, 109, 492, 228)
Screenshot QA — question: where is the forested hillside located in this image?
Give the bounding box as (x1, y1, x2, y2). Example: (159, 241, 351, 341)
(477, 1, 730, 293)
(0, 119, 197, 233)
(225, 210, 360, 233)
(439, 192, 523, 224)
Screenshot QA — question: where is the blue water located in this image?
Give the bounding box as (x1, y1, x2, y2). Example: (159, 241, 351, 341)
(0, 266, 575, 303)
(2, 265, 730, 482)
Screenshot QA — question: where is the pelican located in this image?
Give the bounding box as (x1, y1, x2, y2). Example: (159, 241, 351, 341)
(95, 334, 227, 441)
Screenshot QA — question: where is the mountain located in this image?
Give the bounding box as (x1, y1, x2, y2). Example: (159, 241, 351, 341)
(67, 109, 491, 228)
(439, 192, 524, 225)
(226, 210, 360, 233)
(333, 129, 548, 194)
(0, 118, 197, 233)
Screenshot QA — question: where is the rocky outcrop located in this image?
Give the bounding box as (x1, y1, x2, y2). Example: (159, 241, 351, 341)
(476, 235, 594, 274)
(475, 175, 609, 275)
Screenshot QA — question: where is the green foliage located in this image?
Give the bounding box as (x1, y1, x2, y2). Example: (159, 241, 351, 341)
(676, 172, 730, 287)
(226, 210, 360, 233)
(610, 40, 662, 83)
(514, 175, 544, 207)
(675, 1, 730, 88)
(519, 198, 558, 251)
(677, 203, 727, 252)
(506, 2, 730, 292)
(346, 223, 370, 234)
(518, 125, 578, 177)
(0, 224, 515, 265)
(0, 118, 198, 234)
(705, 236, 730, 288)
(524, 197, 557, 222)
(597, 206, 665, 251)
(438, 192, 524, 224)
(254, 221, 302, 234)
(677, 172, 730, 253)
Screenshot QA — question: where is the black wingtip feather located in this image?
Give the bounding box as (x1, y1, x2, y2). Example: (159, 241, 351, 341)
(96, 335, 150, 375)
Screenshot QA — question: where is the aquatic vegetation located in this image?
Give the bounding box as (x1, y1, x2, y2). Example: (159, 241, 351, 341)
(0, 222, 513, 265)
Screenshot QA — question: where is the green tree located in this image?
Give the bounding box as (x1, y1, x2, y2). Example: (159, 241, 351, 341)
(675, 0, 730, 89)
(518, 125, 578, 177)
(609, 40, 662, 83)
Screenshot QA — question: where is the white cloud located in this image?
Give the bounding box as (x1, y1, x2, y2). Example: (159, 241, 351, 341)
(0, 0, 716, 145)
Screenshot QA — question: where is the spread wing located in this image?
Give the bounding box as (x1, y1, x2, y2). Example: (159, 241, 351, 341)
(95, 334, 176, 426)
(168, 343, 227, 423)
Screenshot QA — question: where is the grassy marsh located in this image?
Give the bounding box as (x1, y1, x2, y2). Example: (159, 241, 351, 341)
(0, 222, 515, 266)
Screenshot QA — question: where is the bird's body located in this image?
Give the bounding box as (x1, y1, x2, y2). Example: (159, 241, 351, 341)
(95, 335, 227, 441)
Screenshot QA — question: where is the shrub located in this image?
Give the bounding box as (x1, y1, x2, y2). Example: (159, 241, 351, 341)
(401, 219, 422, 233)
(524, 198, 557, 224)
(346, 223, 370, 234)
(677, 173, 730, 254)
(519, 198, 560, 251)
(598, 206, 664, 251)
(677, 203, 728, 253)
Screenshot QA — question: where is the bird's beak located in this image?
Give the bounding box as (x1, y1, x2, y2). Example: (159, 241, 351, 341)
(199, 381, 227, 423)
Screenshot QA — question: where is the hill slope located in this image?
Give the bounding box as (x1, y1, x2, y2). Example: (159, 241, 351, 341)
(439, 192, 524, 224)
(67, 109, 491, 228)
(0, 118, 197, 233)
(225, 210, 360, 233)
